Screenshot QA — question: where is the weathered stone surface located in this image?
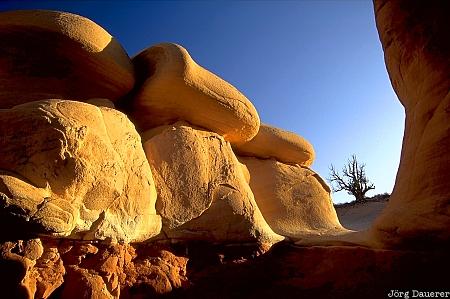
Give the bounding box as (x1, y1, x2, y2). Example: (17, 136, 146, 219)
(130, 43, 260, 144)
(370, 0, 450, 248)
(32, 243, 65, 298)
(234, 124, 315, 166)
(61, 267, 116, 299)
(2, 238, 449, 299)
(121, 245, 189, 297)
(0, 239, 64, 299)
(0, 100, 161, 242)
(239, 157, 343, 238)
(143, 122, 283, 243)
(0, 239, 190, 299)
(0, 10, 134, 108)
(57, 241, 129, 299)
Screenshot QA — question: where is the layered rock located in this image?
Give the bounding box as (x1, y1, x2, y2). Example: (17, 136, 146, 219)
(239, 157, 343, 238)
(143, 122, 282, 243)
(0, 100, 161, 242)
(370, 0, 450, 248)
(234, 123, 315, 166)
(0, 10, 134, 108)
(130, 43, 260, 144)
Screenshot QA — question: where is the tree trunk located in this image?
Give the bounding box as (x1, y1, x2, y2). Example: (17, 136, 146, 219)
(355, 193, 365, 203)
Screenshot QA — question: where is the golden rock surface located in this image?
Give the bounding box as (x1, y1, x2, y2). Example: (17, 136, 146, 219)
(130, 43, 260, 144)
(234, 123, 315, 166)
(143, 122, 282, 243)
(0, 100, 161, 242)
(0, 10, 134, 107)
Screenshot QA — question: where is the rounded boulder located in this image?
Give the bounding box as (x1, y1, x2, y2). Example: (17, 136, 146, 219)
(0, 10, 135, 107)
(130, 43, 260, 144)
(0, 100, 161, 242)
(234, 124, 315, 166)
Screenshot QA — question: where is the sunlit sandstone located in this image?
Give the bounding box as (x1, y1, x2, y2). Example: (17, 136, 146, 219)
(1, 3, 449, 297)
(130, 43, 261, 144)
(234, 123, 315, 166)
(0, 10, 135, 107)
(0, 100, 161, 242)
(239, 156, 344, 238)
(143, 122, 283, 243)
(370, 0, 450, 248)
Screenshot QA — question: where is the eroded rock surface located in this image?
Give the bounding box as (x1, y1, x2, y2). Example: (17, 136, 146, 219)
(0, 100, 161, 242)
(234, 124, 315, 166)
(1, 4, 449, 298)
(239, 157, 343, 238)
(0, 239, 64, 299)
(130, 43, 260, 144)
(0, 239, 190, 299)
(143, 122, 282, 243)
(371, 0, 450, 248)
(0, 10, 134, 107)
(1, 238, 449, 299)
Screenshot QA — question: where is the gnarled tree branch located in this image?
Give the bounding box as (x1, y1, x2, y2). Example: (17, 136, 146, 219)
(328, 154, 375, 202)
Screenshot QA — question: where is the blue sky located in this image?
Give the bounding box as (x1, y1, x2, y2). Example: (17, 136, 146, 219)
(0, 1, 404, 203)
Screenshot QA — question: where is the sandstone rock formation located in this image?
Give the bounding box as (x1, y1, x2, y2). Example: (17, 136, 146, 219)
(235, 124, 315, 166)
(0, 238, 62, 299)
(2, 3, 449, 298)
(0, 10, 134, 108)
(3, 237, 448, 299)
(0, 100, 161, 242)
(130, 43, 260, 144)
(370, 0, 450, 248)
(239, 157, 343, 238)
(0, 238, 189, 299)
(143, 122, 282, 243)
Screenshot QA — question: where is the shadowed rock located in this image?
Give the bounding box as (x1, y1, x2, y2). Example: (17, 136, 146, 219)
(370, 0, 450, 248)
(0, 10, 135, 107)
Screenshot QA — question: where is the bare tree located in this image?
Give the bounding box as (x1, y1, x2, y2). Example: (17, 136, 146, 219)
(328, 154, 375, 203)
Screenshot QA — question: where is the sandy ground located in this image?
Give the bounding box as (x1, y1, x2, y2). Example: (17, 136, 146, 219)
(335, 200, 388, 231)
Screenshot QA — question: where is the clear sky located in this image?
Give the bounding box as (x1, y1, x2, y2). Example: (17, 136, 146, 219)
(0, 1, 405, 204)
